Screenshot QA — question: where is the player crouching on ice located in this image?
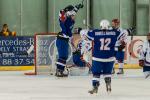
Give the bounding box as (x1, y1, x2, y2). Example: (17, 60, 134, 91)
(87, 19, 125, 94)
(139, 33, 150, 79)
(71, 28, 92, 68)
(55, 4, 83, 77)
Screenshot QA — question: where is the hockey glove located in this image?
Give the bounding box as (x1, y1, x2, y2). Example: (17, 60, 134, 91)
(75, 4, 84, 11)
(80, 55, 84, 61)
(127, 27, 136, 35)
(64, 5, 75, 12)
(118, 41, 126, 51)
(118, 45, 125, 51)
(139, 60, 144, 67)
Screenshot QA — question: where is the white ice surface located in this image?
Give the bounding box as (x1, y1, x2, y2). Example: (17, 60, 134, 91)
(0, 69, 149, 100)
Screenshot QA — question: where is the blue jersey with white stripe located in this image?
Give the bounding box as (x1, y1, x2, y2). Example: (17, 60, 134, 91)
(87, 29, 121, 61)
(59, 17, 75, 37)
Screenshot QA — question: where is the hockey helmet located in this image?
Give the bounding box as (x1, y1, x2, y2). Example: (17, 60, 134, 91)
(64, 5, 77, 16)
(80, 29, 88, 39)
(100, 19, 110, 30)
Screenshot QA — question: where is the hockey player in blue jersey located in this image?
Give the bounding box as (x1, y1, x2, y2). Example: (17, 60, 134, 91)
(55, 4, 83, 77)
(87, 19, 126, 94)
(139, 33, 150, 78)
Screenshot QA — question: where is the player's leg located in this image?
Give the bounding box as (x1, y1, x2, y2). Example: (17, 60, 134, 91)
(112, 63, 115, 74)
(116, 51, 125, 74)
(55, 38, 69, 77)
(103, 61, 114, 93)
(112, 51, 117, 74)
(143, 66, 150, 79)
(88, 61, 102, 94)
(72, 51, 86, 67)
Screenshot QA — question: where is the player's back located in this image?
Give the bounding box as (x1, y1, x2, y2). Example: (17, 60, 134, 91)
(59, 15, 75, 37)
(87, 29, 120, 62)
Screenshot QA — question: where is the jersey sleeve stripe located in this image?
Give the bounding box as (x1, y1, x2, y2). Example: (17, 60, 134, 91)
(117, 32, 126, 40)
(86, 35, 94, 40)
(103, 75, 112, 78)
(92, 78, 100, 81)
(92, 57, 115, 62)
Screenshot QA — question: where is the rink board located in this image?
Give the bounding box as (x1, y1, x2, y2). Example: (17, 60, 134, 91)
(0, 64, 141, 71)
(0, 36, 145, 71)
(0, 66, 33, 71)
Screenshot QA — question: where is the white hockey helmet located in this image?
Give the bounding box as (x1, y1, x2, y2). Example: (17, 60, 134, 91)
(66, 10, 76, 16)
(100, 19, 110, 29)
(80, 29, 88, 39)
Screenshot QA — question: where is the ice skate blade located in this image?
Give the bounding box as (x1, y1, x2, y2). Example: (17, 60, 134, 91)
(107, 89, 111, 94)
(117, 72, 124, 75)
(145, 74, 150, 79)
(88, 89, 98, 94)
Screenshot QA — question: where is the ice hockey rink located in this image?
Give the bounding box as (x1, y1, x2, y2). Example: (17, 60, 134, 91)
(0, 69, 149, 100)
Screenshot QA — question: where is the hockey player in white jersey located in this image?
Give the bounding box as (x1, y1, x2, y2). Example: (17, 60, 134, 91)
(111, 19, 135, 74)
(79, 29, 92, 64)
(139, 33, 150, 78)
(72, 28, 92, 68)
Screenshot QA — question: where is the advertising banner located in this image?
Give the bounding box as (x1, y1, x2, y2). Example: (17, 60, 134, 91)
(0, 37, 34, 66)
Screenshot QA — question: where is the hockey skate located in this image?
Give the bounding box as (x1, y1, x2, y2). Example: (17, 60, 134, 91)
(117, 68, 124, 74)
(112, 68, 115, 74)
(88, 86, 98, 94)
(105, 77, 111, 93)
(106, 83, 111, 93)
(55, 69, 68, 77)
(145, 73, 150, 79)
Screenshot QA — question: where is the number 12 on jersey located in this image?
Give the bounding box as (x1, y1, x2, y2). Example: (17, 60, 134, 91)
(100, 38, 111, 50)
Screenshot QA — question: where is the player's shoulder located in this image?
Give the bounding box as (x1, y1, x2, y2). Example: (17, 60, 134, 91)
(88, 29, 100, 32)
(107, 28, 119, 33)
(142, 40, 149, 50)
(109, 29, 121, 36)
(118, 27, 123, 31)
(109, 27, 113, 30)
(143, 40, 149, 45)
(80, 29, 89, 34)
(119, 27, 128, 32)
(90, 28, 120, 33)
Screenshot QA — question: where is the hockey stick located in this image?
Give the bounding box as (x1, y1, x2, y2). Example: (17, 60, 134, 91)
(83, 19, 92, 29)
(81, 0, 85, 5)
(128, 0, 136, 62)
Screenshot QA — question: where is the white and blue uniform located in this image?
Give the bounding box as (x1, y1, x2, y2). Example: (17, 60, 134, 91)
(139, 40, 150, 75)
(87, 29, 121, 87)
(73, 37, 92, 67)
(114, 28, 128, 62)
